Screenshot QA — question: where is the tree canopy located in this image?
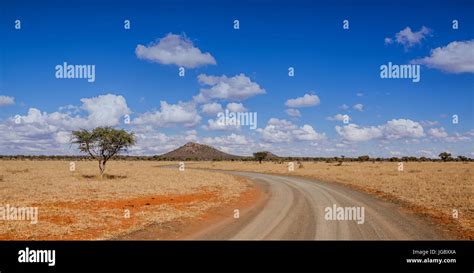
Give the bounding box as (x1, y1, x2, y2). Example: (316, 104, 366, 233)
(71, 127, 136, 175)
(253, 151, 269, 164)
(438, 152, 452, 162)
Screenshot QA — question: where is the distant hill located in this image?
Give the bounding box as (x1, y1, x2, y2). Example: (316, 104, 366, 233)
(159, 142, 243, 160)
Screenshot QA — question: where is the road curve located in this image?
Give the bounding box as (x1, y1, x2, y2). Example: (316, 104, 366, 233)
(189, 171, 451, 240)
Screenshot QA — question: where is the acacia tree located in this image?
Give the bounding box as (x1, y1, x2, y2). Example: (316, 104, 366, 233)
(71, 127, 136, 176)
(438, 152, 452, 162)
(357, 155, 370, 162)
(337, 155, 345, 166)
(253, 152, 268, 164)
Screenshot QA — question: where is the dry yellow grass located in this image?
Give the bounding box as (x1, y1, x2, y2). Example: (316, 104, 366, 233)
(189, 161, 474, 239)
(1, 160, 471, 239)
(0, 160, 250, 240)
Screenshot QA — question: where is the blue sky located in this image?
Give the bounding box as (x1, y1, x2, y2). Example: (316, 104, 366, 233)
(0, 0, 473, 157)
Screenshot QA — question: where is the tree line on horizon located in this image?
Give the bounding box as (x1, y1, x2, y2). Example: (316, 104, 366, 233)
(0, 151, 471, 162)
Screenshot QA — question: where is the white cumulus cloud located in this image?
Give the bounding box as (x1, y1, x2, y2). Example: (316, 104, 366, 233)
(202, 133, 249, 146)
(336, 119, 425, 142)
(335, 124, 383, 142)
(383, 119, 425, 139)
(428, 127, 448, 138)
(0, 95, 15, 106)
(80, 94, 131, 127)
(285, 108, 301, 117)
(293, 125, 326, 141)
(285, 94, 320, 108)
(386, 26, 431, 48)
(353, 104, 364, 111)
(326, 114, 350, 122)
(201, 102, 223, 115)
(0, 94, 131, 154)
(194, 74, 266, 102)
(411, 40, 474, 73)
(135, 33, 216, 68)
(202, 118, 240, 131)
(258, 118, 325, 143)
(133, 101, 201, 127)
(339, 104, 349, 110)
(226, 102, 247, 112)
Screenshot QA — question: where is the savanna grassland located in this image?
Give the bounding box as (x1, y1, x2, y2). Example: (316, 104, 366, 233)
(0, 160, 253, 240)
(0, 160, 472, 240)
(187, 161, 473, 239)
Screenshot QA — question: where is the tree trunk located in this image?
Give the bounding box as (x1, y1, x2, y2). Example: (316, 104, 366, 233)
(99, 160, 106, 177)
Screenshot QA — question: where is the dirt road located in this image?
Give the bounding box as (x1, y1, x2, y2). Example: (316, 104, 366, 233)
(188, 171, 451, 240)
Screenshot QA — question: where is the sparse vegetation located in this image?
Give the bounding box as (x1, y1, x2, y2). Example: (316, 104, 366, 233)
(297, 160, 304, 168)
(336, 155, 345, 166)
(457, 155, 468, 162)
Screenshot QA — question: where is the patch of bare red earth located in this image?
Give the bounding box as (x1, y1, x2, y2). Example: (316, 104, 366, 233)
(0, 185, 261, 240)
(118, 183, 264, 240)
